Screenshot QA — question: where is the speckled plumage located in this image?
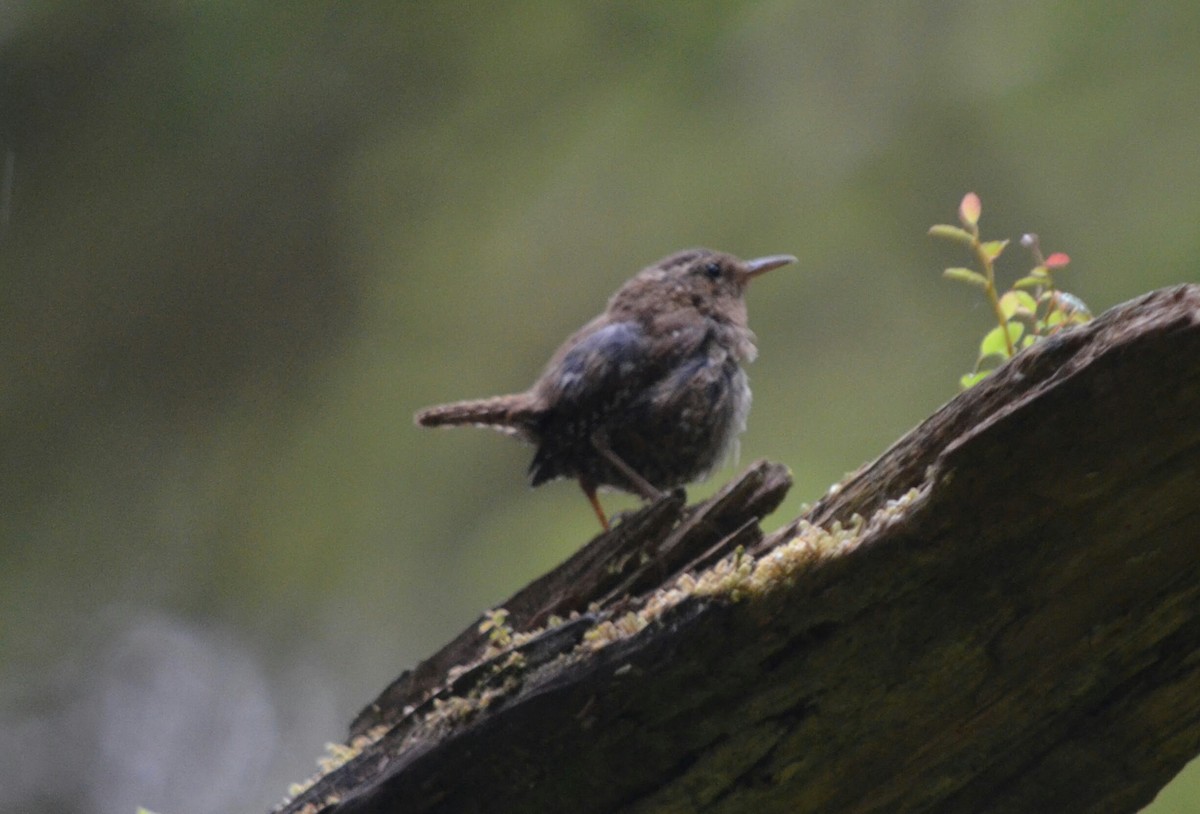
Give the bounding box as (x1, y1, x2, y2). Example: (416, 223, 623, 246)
(415, 248, 795, 528)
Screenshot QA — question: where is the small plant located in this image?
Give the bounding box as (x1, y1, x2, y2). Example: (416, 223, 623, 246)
(930, 192, 1093, 388)
(479, 608, 513, 648)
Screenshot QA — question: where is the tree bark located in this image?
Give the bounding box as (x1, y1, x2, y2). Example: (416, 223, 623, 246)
(277, 284, 1200, 814)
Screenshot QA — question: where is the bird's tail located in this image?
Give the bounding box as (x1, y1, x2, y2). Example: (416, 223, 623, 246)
(414, 394, 537, 437)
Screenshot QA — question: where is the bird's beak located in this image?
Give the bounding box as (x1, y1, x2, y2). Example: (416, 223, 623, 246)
(742, 254, 797, 281)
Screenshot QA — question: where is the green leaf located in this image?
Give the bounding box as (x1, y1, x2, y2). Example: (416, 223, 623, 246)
(1013, 274, 1047, 290)
(999, 290, 1037, 318)
(979, 322, 1024, 359)
(980, 239, 1009, 261)
(928, 224, 975, 245)
(960, 370, 991, 389)
(942, 267, 988, 288)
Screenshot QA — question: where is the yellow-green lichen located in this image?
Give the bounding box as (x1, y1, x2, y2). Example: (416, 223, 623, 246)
(582, 611, 651, 651)
(282, 725, 388, 805)
(577, 486, 926, 654)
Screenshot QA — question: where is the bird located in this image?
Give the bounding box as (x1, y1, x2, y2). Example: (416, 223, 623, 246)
(415, 248, 795, 530)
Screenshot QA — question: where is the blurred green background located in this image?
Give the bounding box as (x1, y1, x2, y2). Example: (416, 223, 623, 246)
(2, 3, 1197, 813)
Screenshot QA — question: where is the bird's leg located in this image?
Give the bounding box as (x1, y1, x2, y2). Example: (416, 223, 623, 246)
(590, 431, 664, 502)
(578, 476, 610, 531)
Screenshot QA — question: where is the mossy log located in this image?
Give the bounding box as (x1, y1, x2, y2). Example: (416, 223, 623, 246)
(277, 283, 1200, 814)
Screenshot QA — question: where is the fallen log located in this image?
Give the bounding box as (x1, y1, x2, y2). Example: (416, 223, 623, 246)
(277, 283, 1200, 814)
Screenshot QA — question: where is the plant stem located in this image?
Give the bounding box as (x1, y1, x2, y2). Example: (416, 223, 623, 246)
(972, 238, 1015, 357)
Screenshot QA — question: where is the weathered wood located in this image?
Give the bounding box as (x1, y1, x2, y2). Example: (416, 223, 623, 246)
(278, 284, 1200, 814)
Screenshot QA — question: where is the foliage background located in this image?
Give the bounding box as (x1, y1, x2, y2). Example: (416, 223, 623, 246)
(2, 3, 1197, 812)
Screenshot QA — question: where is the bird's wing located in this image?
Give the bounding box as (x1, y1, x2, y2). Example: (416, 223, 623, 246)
(539, 317, 713, 401)
(536, 319, 647, 406)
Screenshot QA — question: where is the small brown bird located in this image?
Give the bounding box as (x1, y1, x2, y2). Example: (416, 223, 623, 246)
(415, 248, 795, 529)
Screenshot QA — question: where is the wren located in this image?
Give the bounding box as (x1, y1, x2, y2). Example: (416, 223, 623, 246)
(415, 248, 796, 529)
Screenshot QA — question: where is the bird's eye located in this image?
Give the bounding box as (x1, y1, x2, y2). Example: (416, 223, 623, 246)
(703, 261, 722, 280)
